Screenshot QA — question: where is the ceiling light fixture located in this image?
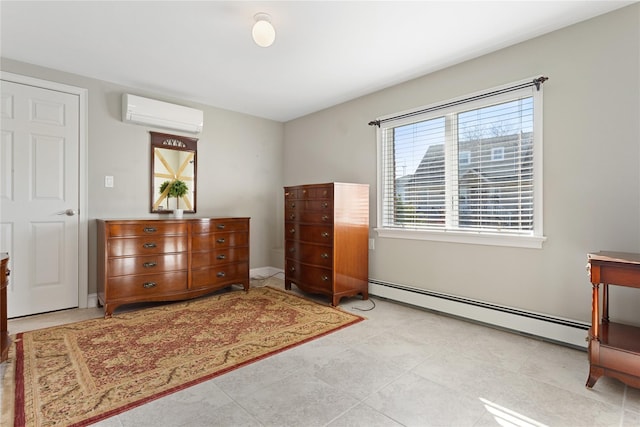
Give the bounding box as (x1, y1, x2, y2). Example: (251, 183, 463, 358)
(252, 13, 275, 47)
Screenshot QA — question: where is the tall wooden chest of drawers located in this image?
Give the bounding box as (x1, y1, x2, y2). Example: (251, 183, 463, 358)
(284, 183, 369, 306)
(97, 218, 249, 317)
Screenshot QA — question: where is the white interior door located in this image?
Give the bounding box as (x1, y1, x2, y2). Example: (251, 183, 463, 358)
(1, 80, 80, 318)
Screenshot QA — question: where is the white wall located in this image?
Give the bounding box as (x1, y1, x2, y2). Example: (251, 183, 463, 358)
(0, 58, 285, 295)
(283, 5, 640, 325)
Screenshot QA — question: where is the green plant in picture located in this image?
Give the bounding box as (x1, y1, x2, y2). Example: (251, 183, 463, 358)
(159, 179, 189, 209)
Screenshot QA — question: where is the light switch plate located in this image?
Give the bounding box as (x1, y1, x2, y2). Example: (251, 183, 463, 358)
(104, 175, 114, 188)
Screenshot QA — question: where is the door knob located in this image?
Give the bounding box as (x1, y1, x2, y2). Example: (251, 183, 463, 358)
(58, 209, 78, 216)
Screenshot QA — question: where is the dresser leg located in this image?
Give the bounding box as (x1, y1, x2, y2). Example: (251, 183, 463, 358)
(103, 302, 119, 319)
(285, 280, 292, 291)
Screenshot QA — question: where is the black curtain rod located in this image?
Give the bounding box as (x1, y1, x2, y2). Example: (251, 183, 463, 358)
(368, 76, 548, 127)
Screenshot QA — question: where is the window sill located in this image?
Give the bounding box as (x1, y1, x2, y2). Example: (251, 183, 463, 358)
(374, 227, 546, 249)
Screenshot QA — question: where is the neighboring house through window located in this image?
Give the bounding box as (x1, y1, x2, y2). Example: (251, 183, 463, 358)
(374, 78, 547, 248)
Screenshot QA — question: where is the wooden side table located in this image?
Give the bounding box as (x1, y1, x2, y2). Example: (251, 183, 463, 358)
(586, 251, 640, 389)
(1, 253, 9, 362)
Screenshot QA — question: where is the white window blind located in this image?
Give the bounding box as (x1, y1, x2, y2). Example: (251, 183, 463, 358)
(375, 78, 546, 246)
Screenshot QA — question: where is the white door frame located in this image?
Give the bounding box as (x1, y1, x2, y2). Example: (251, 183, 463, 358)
(1, 71, 89, 309)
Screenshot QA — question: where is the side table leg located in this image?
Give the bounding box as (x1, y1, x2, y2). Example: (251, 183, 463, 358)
(602, 283, 609, 323)
(591, 283, 600, 340)
(587, 281, 601, 389)
(586, 366, 603, 388)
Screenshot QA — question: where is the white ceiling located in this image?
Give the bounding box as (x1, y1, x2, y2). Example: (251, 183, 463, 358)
(1, 1, 634, 122)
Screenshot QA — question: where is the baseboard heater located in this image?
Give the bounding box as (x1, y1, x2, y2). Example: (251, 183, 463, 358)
(368, 279, 590, 349)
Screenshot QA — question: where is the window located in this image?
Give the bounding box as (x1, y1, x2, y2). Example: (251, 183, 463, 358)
(375, 78, 546, 248)
(459, 150, 471, 165)
(490, 147, 505, 161)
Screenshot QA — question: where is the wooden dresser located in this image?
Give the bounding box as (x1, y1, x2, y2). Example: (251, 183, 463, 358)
(97, 218, 249, 317)
(284, 183, 369, 306)
(1, 253, 9, 362)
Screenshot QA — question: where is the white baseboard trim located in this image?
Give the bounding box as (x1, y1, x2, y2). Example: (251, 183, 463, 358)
(368, 279, 589, 349)
(87, 293, 98, 308)
(238, 271, 588, 348)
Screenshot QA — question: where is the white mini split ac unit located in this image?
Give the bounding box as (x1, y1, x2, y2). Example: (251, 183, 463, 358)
(122, 94, 204, 134)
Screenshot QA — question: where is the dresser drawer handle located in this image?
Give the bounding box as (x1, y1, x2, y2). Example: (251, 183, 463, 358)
(320, 253, 329, 259)
(217, 224, 225, 230)
(143, 282, 157, 288)
(322, 215, 329, 221)
(216, 271, 226, 278)
(288, 247, 296, 253)
(321, 202, 328, 208)
(217, 254, 226, 260)
(216, 238, 226, 244)
(289, 228, 296, 234)
(143, 261, 157, 268)
(143, 242, 157, 249)
(143, 227, 157, 233)
(321, 232, 329, 238)
(289, 266, 296, 272)
(321, 275, 329, 281)
(290, 202, 296, 208)
(289, 214, 296, 220)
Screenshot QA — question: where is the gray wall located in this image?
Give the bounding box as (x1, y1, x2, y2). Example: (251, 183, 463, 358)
(283, 5, 640, 325)
(1, 58, 285, 295)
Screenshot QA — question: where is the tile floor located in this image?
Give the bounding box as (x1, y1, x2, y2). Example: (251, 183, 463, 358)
(2, 277, 639, 427)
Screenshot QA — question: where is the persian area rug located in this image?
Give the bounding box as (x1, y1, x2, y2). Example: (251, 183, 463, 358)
(1, 286, 364, 427)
